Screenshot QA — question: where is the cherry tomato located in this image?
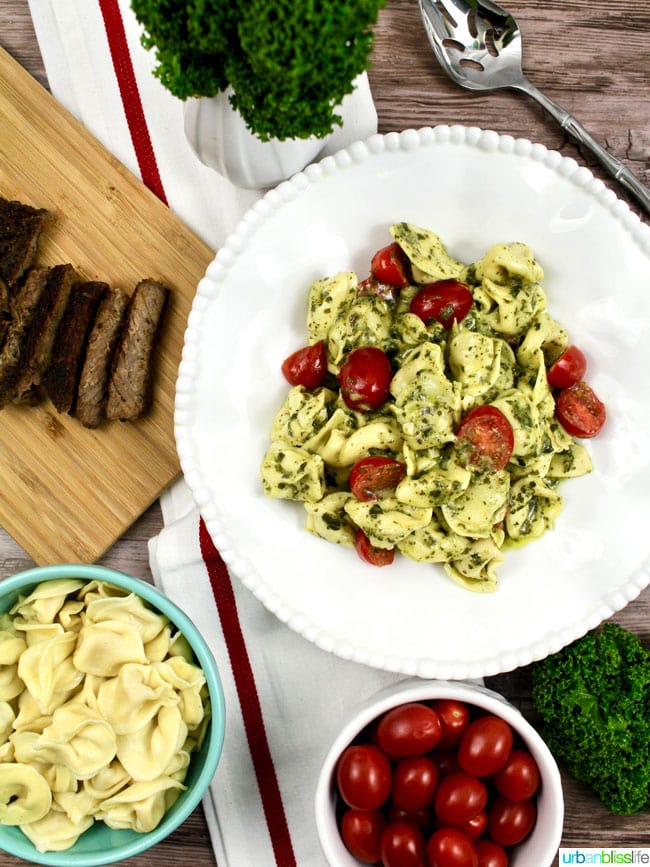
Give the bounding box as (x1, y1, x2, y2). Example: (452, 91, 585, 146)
(281, 341, 327, 389)
(370, 242, 411, 287)
(455, 406, 514, 472)
(457, 811, 487, 841)
(434, 772, 487, 826)
(357, 276, 399, 302)
(336, 744, 392, 810)
(432, 749, 461, 778)
(431, 700, 471, 749)
(392, 755, 439, 812)
(555, 380, 606, 438)
(410, 280, 473, 329)
(340, 808, 387, 863)
(349, 456, 406, 501)
(354, 529, 395, 567)
(475, 838, 509, 867)
(339, 346, 393, 412)
(487, 796, 536, 847)
(380, 821, 428, 867)
(457, 716, 513, 778)
(377, 703, 443, 759)
(388, 805, 433, 831)
(546, 344, 587, 389)
(426, 827, 479, 867)
(493, 749, 540, 802)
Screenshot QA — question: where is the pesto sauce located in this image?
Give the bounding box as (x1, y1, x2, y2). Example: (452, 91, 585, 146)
(262, 225, 593, 590)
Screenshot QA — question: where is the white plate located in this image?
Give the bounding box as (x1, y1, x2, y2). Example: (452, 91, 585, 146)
(176, 125, 650, 679)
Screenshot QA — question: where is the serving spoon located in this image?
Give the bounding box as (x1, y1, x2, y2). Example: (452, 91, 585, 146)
(419, 0, 650, 216)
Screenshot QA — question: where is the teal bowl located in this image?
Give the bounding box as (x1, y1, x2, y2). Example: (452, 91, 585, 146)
(0, 564, 226, 866)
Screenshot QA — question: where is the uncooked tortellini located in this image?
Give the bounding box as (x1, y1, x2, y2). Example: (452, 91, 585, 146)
(33, 703, 117, 779)
(0, 763, 52, 824)
(0, 579, 210, 852)
(18, 629, 84, 714)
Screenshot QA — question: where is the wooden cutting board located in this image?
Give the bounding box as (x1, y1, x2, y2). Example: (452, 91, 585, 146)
(0, 47, 215, 565)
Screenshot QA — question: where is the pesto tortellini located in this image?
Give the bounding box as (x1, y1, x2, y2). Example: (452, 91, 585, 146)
(261, 224, 594, 591)
(0, 579, 211, 852)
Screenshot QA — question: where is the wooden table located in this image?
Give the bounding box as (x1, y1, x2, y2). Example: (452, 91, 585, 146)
(1, 1, 648, 864)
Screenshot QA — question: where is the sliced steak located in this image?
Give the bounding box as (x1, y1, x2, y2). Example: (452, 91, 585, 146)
(74, 287, 129, 428)
(43, 280, 108, 414)
(14, 263, 78, 397)
(106, 279, 168, 422)
(0, 266, 49, 404)
(0, 197, 48, 292)
(0, 283, 10, 338)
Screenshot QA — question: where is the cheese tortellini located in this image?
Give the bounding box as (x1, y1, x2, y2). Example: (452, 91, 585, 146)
(261, 225, 593, 591)
(0, 579, 210, 851)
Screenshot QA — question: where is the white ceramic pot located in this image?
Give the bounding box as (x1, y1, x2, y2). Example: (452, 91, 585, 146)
(183, 72, 377, 190)
(315, 679, 564, 867)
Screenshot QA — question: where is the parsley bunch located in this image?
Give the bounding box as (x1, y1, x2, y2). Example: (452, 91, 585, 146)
(131, 0, 386, 141)
(532, 623, 650, 815)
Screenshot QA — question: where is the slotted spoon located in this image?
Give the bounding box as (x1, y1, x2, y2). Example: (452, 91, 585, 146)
(419, 0, 650, 215)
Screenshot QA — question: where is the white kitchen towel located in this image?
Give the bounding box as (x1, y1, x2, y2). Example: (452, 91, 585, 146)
(150, 484, 401, 867)
(27, 2, 405, 864)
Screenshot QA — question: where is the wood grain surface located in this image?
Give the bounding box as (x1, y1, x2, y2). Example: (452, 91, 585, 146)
(1, 1, 648, 865)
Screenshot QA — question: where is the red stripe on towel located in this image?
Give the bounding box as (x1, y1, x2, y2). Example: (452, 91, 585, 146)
(199, 519, 297, 867)
(97, 0, 168, 204)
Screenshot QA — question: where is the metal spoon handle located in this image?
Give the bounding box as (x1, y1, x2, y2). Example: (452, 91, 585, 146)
(515, 79, 650, 217)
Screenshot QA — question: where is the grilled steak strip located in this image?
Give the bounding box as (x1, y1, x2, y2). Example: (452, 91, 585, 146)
(0, 284, 10, 343)
(43, 281, 108, 414)
(0, 266, 49, 405)
(14, 263, 78, 397)
(106, 279, 168, 422)
(74, 287, 129, 428)
(0, 197, 48, 292)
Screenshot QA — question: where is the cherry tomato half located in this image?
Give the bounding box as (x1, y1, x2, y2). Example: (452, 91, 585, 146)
(434, 772, 487, 826)
(377, 703, 443, 759)
(370, 242, 411, 287)
(336, 744, 392, 810)
(380, 821, 428, 867)
(455, 405, 515, 472)
(410, 280, 473, 329)
(555, 380, 606, 438)
(427, 827, 479, 867)
(354, 529, 395, 567)
(474, 838, 509, 867)
(349, 456, 406, 501)
(392, 755, 439, 812)
(339, 346, 393, 413)
(457, 716, 513, 778)
(340, 808, 387, 863)
(493, 749, 540, 802)
(431, 699, 471, 749)
(546, 344, 587, 389)
(487, 796, 536, 847)
(281, 341, 327, 389)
